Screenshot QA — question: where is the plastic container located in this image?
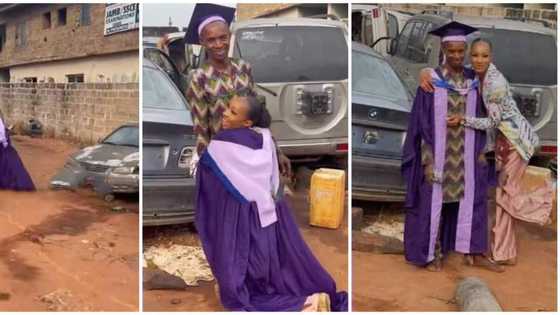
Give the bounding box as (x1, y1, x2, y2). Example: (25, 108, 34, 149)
(309, 168, 346, 229)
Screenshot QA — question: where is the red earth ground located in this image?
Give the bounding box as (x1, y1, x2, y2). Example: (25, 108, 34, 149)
(0, 136, 139, 311)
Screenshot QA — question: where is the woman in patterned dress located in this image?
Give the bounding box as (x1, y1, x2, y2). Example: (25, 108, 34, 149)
(419, 38, 553, 265)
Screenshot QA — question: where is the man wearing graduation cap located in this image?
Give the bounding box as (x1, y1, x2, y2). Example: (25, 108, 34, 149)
(184, 4, 291, 177)
(401, 21, 502, 272)
(185, 4, 348, 312)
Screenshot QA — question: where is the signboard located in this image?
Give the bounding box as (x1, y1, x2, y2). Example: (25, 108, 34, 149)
(104, 3, 139, 36)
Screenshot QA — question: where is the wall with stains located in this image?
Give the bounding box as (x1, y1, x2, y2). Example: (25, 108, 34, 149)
(0, 82, 138, 144)
(0, 4, 139, 68)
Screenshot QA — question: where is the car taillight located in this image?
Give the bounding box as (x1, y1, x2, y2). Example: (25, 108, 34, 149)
(178, 146, 194, 169)
(540, 145, 557, 155)
(336, 143, 348, 152)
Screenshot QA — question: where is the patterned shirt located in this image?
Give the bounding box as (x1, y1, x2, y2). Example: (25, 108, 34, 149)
(186, 58, 256, 155)
(463, 63, 539, 161)
(441, 67, 466, 203)
(422, 67, 467, 203)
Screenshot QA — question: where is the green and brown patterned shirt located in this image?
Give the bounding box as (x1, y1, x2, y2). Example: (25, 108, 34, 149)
(186, 58, 256, 155)
(422, 67, 467, 203)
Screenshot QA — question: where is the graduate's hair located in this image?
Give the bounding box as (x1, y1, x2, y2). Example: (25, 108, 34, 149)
(471, 38, 493, 52)
(242, 95, 271, 128)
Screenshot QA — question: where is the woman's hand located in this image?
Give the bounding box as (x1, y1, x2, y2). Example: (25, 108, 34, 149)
(419, 68, 435, 93)
(278, 153, 292, 178)
(446, 114, 463, 127)
(424, 164, 434, 184)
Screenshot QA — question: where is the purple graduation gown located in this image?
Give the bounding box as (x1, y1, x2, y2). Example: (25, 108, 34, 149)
(195, 128, 347, 312)
(0, 129, 36, 191)
(401, 68, 489, 266)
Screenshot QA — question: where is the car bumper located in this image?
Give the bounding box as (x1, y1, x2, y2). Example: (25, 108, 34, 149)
(50, 164, 105, 190)
(278, 137, 348, 158)
(107, 172, 139, 193)
(143, 176, 196, 226)
(352, 154, 405, 202)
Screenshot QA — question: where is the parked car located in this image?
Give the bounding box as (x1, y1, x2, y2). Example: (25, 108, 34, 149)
(142, 58, 196, 226)
(50, 124, 139, 199)
(351, 42, 412, 201)
(384, 14, 557, 162)
(229, 18, 348, 163)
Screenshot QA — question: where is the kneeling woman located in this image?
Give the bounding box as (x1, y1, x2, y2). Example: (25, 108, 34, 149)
(195, 96, 347, 311)
(0, 113, 35, 191)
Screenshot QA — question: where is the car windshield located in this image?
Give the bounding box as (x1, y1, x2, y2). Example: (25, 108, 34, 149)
(469, 28, 557, 85)
(352, 50, 409, 102)
(234, 26, 348, 83)
(103, 126, 139, 147)
(143, 65, 187, 110)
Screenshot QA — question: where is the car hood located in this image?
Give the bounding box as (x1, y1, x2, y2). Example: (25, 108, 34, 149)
(72, 144, 139, 167)
(352, 90, 411, 113)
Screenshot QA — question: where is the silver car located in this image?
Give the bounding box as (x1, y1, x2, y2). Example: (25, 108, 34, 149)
(50, 124, 139, 199)
(230, 18, 349, 162)
(386, 14, 557, 163)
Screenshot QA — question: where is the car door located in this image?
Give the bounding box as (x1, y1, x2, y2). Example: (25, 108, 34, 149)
(389, 20, 421, 93)
(406, 21, 433, 91)
(390, 20, 436, 94)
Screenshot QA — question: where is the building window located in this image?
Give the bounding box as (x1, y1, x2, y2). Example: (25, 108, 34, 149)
(58, 8, 67, 26)
(80, 4, 91, 26)
(0, 25, 5, 52)
(43, 12, 51, 29)
(66, 74, 84, 83)
(15, 22, 26, 47)
(24, 77, 37, 83)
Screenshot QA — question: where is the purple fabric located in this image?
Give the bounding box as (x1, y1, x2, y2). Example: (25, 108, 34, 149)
(428, 84, 447, 261)
(213, 128, 263, 150)
(198, 16, 226, 36)
(0, 118, 7, 148)
(455, 84, 477, 253)
(207, 128, 279, 227)
(0, 129, 36, 191)
(195, 156, 347, 311)
(402, 68, 488, 266)
(442, 35, 466, 42)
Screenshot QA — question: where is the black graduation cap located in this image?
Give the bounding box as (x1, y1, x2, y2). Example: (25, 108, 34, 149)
(184, 3, 236, 45)
(429, 21, 478, 42)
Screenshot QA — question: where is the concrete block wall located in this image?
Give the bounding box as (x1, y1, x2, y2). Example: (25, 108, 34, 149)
(0, 82, 138, 144)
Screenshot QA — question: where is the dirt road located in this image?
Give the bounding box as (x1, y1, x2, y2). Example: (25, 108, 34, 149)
(0, 136, 139, 311)
(143, 190, 348, 311)
(353, 201, 557, 312)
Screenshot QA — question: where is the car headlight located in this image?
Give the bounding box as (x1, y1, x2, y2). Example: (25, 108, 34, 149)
(65, 157, 80, 169)
(112, 166, 137, 175)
